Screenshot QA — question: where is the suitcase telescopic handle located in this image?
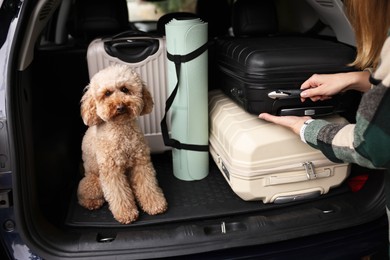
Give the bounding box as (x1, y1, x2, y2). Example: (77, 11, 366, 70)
(110, 30, 159, 39)
(268, 89, 302, 99)
(104, 39, 160, 63)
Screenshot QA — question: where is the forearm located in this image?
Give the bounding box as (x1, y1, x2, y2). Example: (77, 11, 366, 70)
(343, 70, 372, 93)
(304, 120, 378, 168)
(303, 83, 390, 169)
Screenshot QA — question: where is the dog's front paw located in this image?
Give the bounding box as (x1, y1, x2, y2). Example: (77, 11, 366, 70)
(113, 207, 139, 224)
(79, 198, 105, 210)
(141, 192, 168, 215)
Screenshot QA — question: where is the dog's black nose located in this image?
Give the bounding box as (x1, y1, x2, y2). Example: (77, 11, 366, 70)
(116, 105, 126, 114)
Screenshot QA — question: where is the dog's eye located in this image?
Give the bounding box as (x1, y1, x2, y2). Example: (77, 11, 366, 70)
(104, 90, 112, 97)
(120, 87, 129, 94)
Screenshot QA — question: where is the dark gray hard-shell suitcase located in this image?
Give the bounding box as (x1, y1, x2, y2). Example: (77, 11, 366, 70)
(215, 0, 359, 117)
(215, 36, 358, 116)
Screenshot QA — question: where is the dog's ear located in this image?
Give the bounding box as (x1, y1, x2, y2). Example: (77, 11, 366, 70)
(80, 86, 103, 126)
(140, 85, 154, 115)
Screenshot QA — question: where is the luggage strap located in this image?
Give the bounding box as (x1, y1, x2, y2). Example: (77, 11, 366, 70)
(160, 41, 210, 151)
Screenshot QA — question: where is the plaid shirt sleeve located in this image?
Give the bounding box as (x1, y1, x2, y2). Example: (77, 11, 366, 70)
(304, 37, 390, 169)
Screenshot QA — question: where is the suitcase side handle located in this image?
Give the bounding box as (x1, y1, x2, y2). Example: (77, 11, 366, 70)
(273, 190, 321, 204)
(268, 89, 302, 99)
(104, 39, 160, 63)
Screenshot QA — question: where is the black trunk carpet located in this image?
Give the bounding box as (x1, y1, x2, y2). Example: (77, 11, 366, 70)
(65, 152, 349, 227)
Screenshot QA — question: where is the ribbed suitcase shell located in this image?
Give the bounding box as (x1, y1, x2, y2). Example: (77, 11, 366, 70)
(87, 36, 169, 153)
(209, 90, 350, 203)
(215, 36, 357, 116)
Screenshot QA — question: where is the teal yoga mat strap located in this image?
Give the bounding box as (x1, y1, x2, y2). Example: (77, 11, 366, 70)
(161, 41, 211, 151)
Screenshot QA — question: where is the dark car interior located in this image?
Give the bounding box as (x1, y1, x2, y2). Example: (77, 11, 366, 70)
(5, 0, 388, 258)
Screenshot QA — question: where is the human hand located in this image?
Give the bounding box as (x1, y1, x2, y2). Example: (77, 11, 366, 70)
(300, 73, 349, 102)
(258, 113, 311, 135)
(300, 71, 371, 102)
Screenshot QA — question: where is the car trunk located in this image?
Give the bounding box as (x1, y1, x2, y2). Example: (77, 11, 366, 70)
(8, 45, 386, 259)
(6, 0, 389, 259)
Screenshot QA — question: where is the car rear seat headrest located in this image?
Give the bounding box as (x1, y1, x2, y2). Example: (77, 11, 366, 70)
(70, 0, 129, 42)
(196, 0, 231, 38)
(232, 0, 278, 37)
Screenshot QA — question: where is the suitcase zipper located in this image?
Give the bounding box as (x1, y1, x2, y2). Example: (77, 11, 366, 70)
(303, 161, 317, 180)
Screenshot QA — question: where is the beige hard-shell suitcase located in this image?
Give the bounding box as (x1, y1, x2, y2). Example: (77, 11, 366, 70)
(209, 90, 350, 203)
(87, 34, 169, 153)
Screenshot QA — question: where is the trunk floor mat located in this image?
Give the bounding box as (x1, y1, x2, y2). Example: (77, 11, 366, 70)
(65, 152, 349, 227)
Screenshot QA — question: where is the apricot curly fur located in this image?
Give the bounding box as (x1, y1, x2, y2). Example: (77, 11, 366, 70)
(77, 64, 168, 224)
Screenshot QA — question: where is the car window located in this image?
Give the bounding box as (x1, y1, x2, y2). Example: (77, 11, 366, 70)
(0, 0, 22, 49)
(127, 0, 197, 22)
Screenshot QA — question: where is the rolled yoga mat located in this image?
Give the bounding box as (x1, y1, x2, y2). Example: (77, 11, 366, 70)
(164, 18, 209, 181)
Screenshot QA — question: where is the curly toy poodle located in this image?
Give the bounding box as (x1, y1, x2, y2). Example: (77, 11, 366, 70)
(77, 64, 168, 224)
